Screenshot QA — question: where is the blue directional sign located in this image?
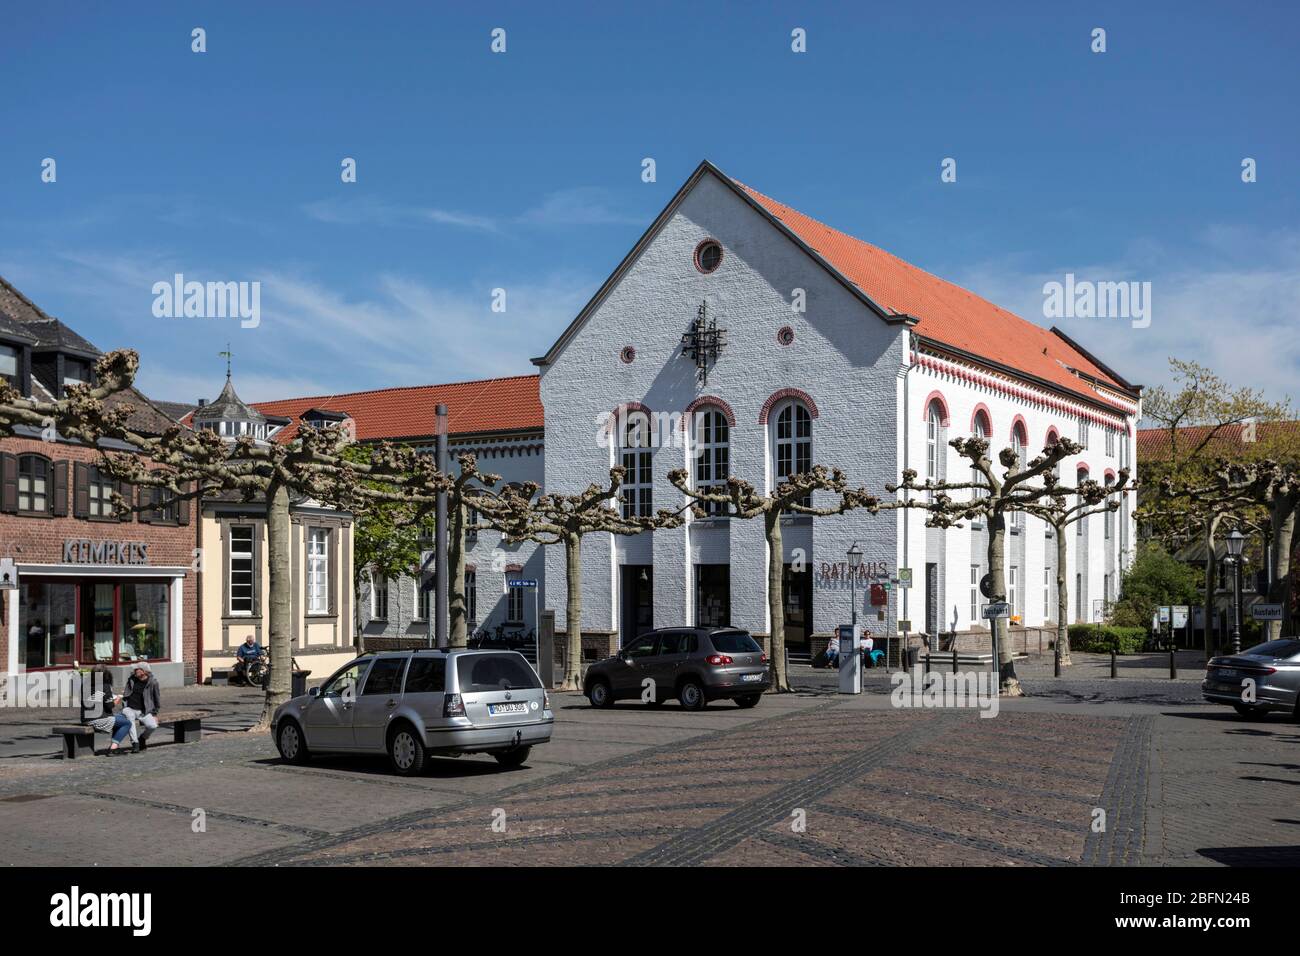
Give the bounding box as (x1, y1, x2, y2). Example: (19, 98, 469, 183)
(507, 579, 538, 588)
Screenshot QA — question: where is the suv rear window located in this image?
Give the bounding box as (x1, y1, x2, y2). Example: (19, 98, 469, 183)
(709, 631, 762, 654)
(456, 653, 541, 693)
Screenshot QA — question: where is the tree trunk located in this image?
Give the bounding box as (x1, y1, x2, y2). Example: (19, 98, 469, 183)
(1055, 521, 1071, 666)
(561, 532, 583, 692)
(986, 511, 1023, 696)
(1268, 497, 1296, 641)
(254, 481, 293, 731)
(1203, 513, 1223, 655)
(765, 509, 790, 692)
(448, 498, 468, 647)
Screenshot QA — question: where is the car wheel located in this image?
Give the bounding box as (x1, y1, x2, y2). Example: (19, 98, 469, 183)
(276, 720, 310, 765)
(587, 678, 614, 709)
(734, 694, 761, 709)
(494, 746, 531, 768)
(1233, 703, 1263, 718)
(678, 680, 706, 711)
(388, 724, 426, 776)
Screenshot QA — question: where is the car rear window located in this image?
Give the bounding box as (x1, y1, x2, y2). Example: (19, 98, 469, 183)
(404, 657, 446, 693)
(456, 653, 541, 692)
(709, 631, 762, 654)
(1241, 639, 1300, 659)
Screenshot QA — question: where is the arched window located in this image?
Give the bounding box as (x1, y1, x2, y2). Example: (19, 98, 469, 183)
(1010, 421, 1028, 526)
(1077, 467, 1089, 536)
(1104, 473, 1114, 540)
(693, 406, 730, 517)
(773, 401, 812, 506)
(925, 400, 945, 500)
(17, 454, 50, 514)
(620, 414, 652, 519)
(971, 409, 991, 499)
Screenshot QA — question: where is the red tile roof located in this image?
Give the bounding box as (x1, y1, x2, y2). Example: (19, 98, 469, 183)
(249, 374, 542, 444)
(736, 182, 1133, 403)
(1136, 421, 1300, 461)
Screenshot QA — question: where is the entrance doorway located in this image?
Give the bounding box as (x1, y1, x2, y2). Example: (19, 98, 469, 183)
(782, 564, 813, 660)
(694, 564, 730, 627)
(620, 565, 653, 648)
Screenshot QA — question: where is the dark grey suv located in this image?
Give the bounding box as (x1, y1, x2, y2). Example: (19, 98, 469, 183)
(583, 628, 771, 710)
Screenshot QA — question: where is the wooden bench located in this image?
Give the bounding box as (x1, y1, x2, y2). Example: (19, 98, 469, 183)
(51, 710, 206, 758)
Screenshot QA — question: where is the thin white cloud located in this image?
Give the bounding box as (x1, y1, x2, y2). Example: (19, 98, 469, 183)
(301, 196, 498, 233)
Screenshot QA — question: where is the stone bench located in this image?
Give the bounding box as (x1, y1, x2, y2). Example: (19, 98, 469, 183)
(51, 710, 206, 758)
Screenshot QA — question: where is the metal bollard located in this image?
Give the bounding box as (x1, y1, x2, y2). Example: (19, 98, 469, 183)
(1169, 646, 1177, 680)
(1054, 644, 1061, 678)
(1110, 649, 1117, 679)
(952, 647, 959, 674)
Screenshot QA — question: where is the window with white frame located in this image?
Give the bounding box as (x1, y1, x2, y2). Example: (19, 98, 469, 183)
(971, 411, 990, 500)
(1077, 469, 1088, 536)
(1079, 417, 1089, 449)
(693, 407, 730, 517)
(466, 569, 477, 624)
(925, 401, 944, 501)
(415, 575, 429, 621)
(1009, 565, 1019, 618)
(87, 465, 115, 518)
(774, 401, 813, 506)
(229, 525, 255, 615)
(370, 571, 389, 619)
(0, 344, 17, 387)
(1104, 476, 1114, 539)
(506, 581, 524, 623)
(307, 528, 330, 614)
(619, 414, 652, 519)
(970, 564, 980, 623)
(1105, 426, 1115, 458)
(1011, 422, 1028, 527)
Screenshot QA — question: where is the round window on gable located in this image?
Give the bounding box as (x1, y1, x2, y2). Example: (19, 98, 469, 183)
(694, 239, 723, 275)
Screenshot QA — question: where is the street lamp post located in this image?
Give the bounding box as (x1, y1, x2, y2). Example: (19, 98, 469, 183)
(847, 543, 863, 633)
(1226, 529, 1244, 655)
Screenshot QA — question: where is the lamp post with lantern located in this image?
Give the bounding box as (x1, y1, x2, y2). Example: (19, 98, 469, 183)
(1226, 528, 1245, 655)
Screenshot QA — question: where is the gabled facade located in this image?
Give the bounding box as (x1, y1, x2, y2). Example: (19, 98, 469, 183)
(533, 161, 1140, 660)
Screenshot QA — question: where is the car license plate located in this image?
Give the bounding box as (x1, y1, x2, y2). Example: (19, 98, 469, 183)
(1215, 669, 1238, 679)
(741, 674, 764, 682)
(489, 701, 528, 715)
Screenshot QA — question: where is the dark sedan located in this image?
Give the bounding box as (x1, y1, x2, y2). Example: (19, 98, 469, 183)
(1203, 638, 1300, 717)
(584, 627, 771, 710)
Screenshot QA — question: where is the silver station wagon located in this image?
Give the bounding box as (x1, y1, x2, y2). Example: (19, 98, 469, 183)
(272, 649, 553, 775)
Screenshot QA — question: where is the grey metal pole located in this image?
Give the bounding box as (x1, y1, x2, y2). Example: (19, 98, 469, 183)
(1231, 558, 1243, 655)
(435, 403, 449, 651)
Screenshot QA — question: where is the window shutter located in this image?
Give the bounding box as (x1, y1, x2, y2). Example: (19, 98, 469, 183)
(177, 482, 190, 525)
(73, 462, 89, 517)
(51, 461, 69, 516)
(0, 452, 17, 513)
(118, 481, 133, 522)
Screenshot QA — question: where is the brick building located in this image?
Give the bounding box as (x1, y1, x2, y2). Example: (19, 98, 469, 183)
(1, 278, 198, 688)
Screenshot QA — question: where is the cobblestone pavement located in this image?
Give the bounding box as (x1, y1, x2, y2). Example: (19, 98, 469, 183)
(0, 664, 1296, 866)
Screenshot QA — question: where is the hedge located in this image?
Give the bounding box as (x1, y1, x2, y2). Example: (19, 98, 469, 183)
(1068, 624, 1147, 654)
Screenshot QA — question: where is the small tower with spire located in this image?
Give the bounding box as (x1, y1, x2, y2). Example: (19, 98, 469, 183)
(192, 349, 270, 443)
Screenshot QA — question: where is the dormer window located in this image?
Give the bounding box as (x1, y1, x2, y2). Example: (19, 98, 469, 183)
(62, 357, 92, 395)
(0, 344, 18, 388)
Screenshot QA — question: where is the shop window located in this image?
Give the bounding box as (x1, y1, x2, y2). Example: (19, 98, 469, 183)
(19, 582, 77, 669)
(120, 582, 170, 660)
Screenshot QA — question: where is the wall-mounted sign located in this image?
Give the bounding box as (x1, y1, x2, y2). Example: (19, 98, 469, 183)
(1251, 603, 1283, 621)
(62, 539, 151, 566)
(0, 557, 17, 590)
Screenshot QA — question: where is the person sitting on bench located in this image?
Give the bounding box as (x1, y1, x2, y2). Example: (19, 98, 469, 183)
(120, 661, 161, 751)
(81, 666, 134, 755)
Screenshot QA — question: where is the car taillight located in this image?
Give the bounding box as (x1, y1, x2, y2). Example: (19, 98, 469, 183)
(760, 653, 768, 664)
(444, 693, 465, 717)
(706, 654, 733, 666)
(543, 690, 551, 709)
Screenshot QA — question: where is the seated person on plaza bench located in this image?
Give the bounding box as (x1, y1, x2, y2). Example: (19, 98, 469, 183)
(81, 666, 134, 755)
(120, 661, 162, 751)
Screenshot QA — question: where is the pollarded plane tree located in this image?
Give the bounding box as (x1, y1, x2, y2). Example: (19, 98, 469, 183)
(1019, 471, 1133, 668)
(0, 350, 455, 729)
(888, 435, 1129, 696)
(1156, 460, 1300, 643)
(666, 465, 880, 694)
(488, 466, 686, 692)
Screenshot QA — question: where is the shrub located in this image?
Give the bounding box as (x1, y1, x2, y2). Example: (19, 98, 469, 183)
(1069, 624, 1147, 654)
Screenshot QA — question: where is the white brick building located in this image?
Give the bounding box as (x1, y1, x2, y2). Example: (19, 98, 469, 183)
(531, 161, 1140, 660)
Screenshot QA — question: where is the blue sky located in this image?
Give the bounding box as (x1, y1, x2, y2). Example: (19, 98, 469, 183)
(2, 0, 1297, 407)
